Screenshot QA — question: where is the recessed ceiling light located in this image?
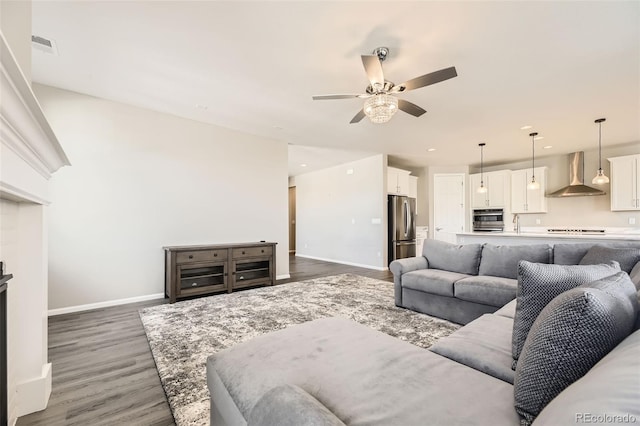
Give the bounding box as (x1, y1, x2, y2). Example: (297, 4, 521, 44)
(543, 145, 553, 149)
(300, 164, 307, 167)
(427, 148, 436, 152)
(520, 125, 532, 130)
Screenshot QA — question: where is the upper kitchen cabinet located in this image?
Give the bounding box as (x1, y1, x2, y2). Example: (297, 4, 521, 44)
(511, 167, 548, 213)
(470, 170, 511, 209)
(609, 154, 640, 211)
(387, 167, 412, 195)
(408, 176, 418, 199)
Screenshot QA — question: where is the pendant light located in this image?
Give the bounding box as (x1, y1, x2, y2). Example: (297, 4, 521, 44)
(527, 132, 540, 190)
(477, 143, 488, 193)
(592, 118, 610, 185)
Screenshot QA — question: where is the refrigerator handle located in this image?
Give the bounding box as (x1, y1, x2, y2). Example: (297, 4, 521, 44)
(404, 200, 409, 237)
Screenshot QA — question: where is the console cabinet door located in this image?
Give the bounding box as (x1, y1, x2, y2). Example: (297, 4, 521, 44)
(609, 155, 640, 211)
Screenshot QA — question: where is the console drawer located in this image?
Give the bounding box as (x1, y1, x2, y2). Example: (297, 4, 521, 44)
(232, 246, 272, 259)
(176, 249, 227, 264)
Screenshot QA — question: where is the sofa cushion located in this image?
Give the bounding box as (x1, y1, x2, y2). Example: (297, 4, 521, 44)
(514, 272, 638, 423)
(248, 384, 346, 426)
(553, 242, 640, 265)
(422, 239, 483, 275)
(579, 245, 640, 273)
(511, 261, 621, 369)
(208, 317, 521, 426)
(494, 299, 517, 319)
(532, 329, 640, 425)
(552, 243, 596, 265)
(402, 269, 470, 297)
(430, 314, 515, 384)
(479, 244, 552, 279)
(454, 276, 517, 307)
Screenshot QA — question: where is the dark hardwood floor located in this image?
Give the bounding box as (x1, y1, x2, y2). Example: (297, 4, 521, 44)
(17, 255, 392, 426)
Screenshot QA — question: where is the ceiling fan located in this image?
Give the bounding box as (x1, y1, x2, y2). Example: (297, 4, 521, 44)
(312, 47, 457, 124)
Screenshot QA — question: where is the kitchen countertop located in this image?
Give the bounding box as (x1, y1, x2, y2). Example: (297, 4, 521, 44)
(456, 231, 640, 241)
(456, 226, 640, 243)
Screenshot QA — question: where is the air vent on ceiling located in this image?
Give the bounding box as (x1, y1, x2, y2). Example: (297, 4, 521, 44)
(31, 35, 58, 55)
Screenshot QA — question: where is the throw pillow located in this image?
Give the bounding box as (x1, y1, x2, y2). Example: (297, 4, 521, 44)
(514, 272, 638, 424)
(579, 245, 640, 274)
(422, 239, 483, 275)
(511, 261, 621, 370)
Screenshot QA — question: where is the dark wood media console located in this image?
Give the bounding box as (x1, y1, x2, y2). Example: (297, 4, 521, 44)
(164, 242, 276, 303)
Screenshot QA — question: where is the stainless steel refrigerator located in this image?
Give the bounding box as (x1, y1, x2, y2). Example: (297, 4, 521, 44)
(388, 195, 416, 264)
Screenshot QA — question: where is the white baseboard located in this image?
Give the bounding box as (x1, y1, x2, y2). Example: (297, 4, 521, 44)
(48, 293, 165, 316)
(295, 254, 388, 271)
(16, 363, 51, 417)
(276, 274, 291, 280)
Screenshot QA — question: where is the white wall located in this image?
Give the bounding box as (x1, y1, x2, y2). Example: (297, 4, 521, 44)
(34, 84, 289, 310)
(295, 154, 387, 270)
(474, 143, 640, 228)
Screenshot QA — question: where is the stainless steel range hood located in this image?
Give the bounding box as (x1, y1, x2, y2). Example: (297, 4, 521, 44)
(547, 152, 606, 197)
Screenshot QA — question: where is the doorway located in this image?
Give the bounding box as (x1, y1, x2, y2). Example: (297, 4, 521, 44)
(288, 186, 296, 253)
(433, 173, 465, 243)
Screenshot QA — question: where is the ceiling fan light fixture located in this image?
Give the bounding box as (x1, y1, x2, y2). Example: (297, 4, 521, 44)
(364, 93, 398, 124)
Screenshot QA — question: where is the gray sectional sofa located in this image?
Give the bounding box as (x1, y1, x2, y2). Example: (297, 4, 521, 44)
(206, 241, 640, 426)
(390, 239, 640, 324)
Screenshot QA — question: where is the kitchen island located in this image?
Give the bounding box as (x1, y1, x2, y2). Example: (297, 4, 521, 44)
(457, 229, 640, 245)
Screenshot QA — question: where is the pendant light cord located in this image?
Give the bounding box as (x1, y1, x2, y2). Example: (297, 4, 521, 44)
(598, 121, 602, 170)
(530, 132, 537, 180)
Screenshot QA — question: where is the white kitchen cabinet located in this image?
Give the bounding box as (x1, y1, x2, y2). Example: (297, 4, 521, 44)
(511, 167, 547, 213)
(609, 154, 640, 211)
(470, 170, 510, 208)
(387, 167, 412, 195)
(408, 176, 418, 199)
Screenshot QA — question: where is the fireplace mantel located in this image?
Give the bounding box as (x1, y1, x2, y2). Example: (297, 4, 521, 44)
(1, 33, 70, 204)
(0, 32, 70, 423)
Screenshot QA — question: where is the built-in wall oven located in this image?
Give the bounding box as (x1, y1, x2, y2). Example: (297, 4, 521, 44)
(473, 208, 504, 232)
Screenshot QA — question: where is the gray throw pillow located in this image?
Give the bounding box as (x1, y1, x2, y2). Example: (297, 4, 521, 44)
(579, 245, 640, 274)
(511, 261, 621, 370)
(514, 272, 638, 424)
(422, 239, 482, 275)
(479, 243, 552, 279)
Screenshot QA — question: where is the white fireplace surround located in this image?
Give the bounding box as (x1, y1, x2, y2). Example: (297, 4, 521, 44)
(0, 33, 69, 424)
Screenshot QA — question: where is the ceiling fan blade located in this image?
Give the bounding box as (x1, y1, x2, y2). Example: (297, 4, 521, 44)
(398, 99, 427, 117)
(394, 66, 458, 92)
(312, 94, 367, 100)
(361, 55, 385, 88)
(350, 109, 366, 124)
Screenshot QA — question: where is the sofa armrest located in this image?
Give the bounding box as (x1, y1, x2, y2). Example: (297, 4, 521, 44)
(390, 256, 429, 306)
(248, 384, 346, 426)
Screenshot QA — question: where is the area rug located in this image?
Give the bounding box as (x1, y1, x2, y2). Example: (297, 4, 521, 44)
(139, 273, 460, 426)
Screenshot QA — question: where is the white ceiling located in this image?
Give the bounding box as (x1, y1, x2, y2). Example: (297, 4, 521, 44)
(31, 1, 640, 176)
